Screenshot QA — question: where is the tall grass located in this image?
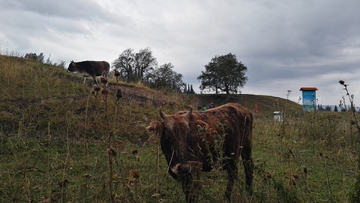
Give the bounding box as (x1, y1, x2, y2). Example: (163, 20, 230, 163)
(1, 110, 358, 202)
(0, 55, 358, 202)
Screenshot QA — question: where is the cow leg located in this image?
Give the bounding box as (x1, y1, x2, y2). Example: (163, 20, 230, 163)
(241, 148, 254, 194)
(224, 159, 238, 201)
(92, 76, 99, 85)
(181, 174, 198, 202)
(83, 75, 87, 83)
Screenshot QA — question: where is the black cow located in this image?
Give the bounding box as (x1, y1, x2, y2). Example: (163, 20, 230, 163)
(146, 103, 253, 202)
(67, 60, 110, 85)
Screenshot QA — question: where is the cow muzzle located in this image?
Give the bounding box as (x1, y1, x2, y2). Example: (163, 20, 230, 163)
(171, 163, 191, 175)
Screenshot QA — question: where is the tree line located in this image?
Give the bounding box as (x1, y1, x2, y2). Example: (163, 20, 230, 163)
(24, 52, 66, 68)
(318, 104, 360, 112)
(113, 48, 248, 96)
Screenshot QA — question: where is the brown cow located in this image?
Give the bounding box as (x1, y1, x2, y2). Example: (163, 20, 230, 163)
(67, 60, 110, 85)
(146, 103, 253, 202)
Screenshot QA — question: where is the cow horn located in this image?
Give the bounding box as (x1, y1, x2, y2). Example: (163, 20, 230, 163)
(159, 108, 166, 119)
(185, 107, 192, 119)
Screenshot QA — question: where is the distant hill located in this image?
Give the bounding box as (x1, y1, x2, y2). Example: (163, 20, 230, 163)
(187, 93, 303, 119)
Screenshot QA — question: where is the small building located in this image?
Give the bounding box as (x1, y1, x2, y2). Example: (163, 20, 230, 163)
(300, 87, 318, 112)
(273, 111, 282, 122)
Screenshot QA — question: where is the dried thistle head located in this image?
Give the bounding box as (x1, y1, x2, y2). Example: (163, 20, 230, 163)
(82, 174, 92, 179)
(131, 148, 138, 155)
(339, 80, 348, 88)
(107, 147, 117, 157)
(116, 87, 123, 99)
(58, 179, 70, 187)
(303, 166, 308, 174)
(131, 170, 140, 179)
(93, 85, 101, 92)
(100, 77, 108, 85)
(101, 88, 109, 95)
(265, 172, 272, 179)
(114, 69, 121, 77)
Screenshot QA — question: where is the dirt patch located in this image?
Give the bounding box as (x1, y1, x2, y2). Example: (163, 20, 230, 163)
(1, 86, 176, 109)
(114, 85, 176, 108)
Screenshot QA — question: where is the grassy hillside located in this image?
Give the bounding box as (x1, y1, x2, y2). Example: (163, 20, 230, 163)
(0, 54, 303, 141)
(193, 93, 303, 118)
(0, 55, 359, 202)
(0, 55, 181, 142)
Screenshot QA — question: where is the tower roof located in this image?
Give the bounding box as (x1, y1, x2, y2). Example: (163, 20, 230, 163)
(300, 87, 318, 91)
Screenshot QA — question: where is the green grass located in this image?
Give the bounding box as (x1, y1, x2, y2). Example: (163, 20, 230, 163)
(0, 113, 358, 202)
(0, 54, 359, 202)
(253, 118, 356, 202)
(0, 55, 88, 102)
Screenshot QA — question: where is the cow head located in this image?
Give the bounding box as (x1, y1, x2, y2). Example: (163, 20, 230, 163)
(146, 108, 196, 177)
(67, 60, 76, 72)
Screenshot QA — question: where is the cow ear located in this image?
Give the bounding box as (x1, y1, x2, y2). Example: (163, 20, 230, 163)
(145, 121, 163, 137)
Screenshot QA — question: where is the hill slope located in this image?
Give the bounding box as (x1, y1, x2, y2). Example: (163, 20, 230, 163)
(0, 55, 302, 142)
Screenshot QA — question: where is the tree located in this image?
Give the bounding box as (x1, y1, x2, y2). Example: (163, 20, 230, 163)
(113, 48, 135, 82)
(37, 53, 44, 63)
(334, 105, 338, 112)
(146, 63, 185, 92)
(197, 53, 248, 98)
(183, 84, 195, 94)
(113, 48, 157, 83)
(184, 85, 188, 94)
(24, 52, 44, 63)
(325, 105, 332, 111)
(190, 85, 195, 94)
(134, 47, 157, 81)
(318, 104, 323, 111)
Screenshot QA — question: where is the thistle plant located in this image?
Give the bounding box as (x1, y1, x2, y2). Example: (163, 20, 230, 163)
(339, 80, 356, 112)
(114, 69, 121, 85)
(93, 85, 101, 98)
(339, 80, 359, 129)
(116, 87, 123, 103)
(100, 76, 108, 86)
(340, 80, 360, 202)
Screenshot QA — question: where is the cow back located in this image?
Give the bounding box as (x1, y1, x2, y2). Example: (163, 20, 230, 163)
(176, 103, 253, 169)
(74, 61, 110, 77)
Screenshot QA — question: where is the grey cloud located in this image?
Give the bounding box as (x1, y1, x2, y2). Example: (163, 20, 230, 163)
(4, 0, 109, 21)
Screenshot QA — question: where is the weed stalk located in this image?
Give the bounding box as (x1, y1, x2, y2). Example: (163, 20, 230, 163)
(339, 81, 360, 166)
(338, 80, 360, 203)
(100, 77, 115, 202)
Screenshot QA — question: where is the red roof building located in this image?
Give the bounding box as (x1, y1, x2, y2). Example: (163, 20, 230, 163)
(300, 87, 318, 91)
(300, 87, 318, 112)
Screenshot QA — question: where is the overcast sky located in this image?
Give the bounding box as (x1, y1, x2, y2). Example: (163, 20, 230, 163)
(1, 0, 360, 106)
